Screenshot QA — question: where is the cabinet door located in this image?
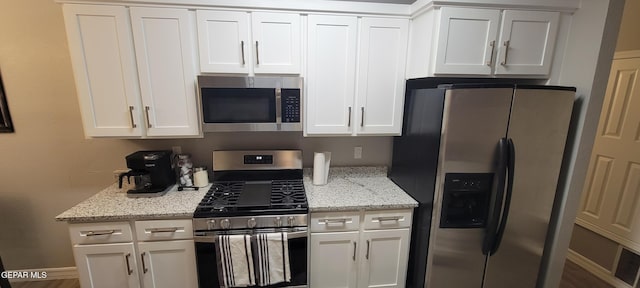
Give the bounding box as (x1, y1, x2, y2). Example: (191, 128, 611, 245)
(494, 10, 560, 76)
(138, 240, 198, 288)
(73, 243, 139, 288)
(306, 15, 358, 135)
(358, 229, 410, 288)
(434, 7, 500, 75)
(130, 8, 200, 137)
(310, 231, 359, 288)
(355, 18, 408, 135)
(196, 10, 250, 73)
(251, 12, 301, 74)
(62, 4, 142, 137)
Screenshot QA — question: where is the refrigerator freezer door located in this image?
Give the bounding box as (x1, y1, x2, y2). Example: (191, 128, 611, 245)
(483, 88, 574, 288)
(428, 87, 513, 288)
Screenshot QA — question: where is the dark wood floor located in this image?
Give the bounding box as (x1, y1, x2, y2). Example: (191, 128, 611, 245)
(5, 259, 612, 288)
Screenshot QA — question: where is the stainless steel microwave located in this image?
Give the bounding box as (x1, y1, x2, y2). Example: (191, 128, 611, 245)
(197, 76, 303, 132)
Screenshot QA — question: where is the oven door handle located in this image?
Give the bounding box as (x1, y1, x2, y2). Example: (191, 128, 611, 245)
(194, 230, 308, 243)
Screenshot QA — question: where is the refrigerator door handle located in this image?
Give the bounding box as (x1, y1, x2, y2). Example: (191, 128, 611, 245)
(490, 138, 516, 255)
(482, 137, 509, 255)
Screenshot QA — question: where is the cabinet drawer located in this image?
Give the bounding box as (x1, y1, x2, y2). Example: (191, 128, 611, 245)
(69, 222, 133, 244)
(135, 219, 193, 241)
(310, 211, 360, 232)
(363, 209, 413, 230)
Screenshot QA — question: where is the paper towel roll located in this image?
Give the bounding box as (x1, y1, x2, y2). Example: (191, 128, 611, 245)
(313, 152, 331, 185)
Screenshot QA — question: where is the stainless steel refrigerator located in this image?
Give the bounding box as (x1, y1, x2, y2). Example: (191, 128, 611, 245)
(389, 80, 575, 288)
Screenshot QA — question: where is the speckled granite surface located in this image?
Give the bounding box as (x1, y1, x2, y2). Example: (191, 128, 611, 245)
(304, 167, 418, 212)
(55, 183, 209, 223)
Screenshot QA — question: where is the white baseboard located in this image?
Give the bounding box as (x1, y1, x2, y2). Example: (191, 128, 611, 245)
(6, 267, 78, 282)
(566, 249, 631, 288)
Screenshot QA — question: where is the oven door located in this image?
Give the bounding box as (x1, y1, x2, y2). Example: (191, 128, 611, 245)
(194, 228, 307, 288)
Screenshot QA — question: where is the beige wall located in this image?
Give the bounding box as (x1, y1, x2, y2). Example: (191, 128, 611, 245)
(616, 0, 640, 51)
(0, 0, 392, 269)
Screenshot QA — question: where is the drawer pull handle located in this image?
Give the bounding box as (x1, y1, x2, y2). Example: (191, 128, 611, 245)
(374, 216, 402, 222)
(85, 230, 115, 236)
(322, 218, 348, 225)
(125, 253, 133, 275)
(128, 106, 137, 128)
(145, 106, 152, 128)
(141, 252, 148, 273)
(241, 40, 246, 65)
(148, 227, 179, 233)
(501, 40, 510, 66)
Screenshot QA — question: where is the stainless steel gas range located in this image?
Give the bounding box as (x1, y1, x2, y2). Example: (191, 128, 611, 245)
(193, 150, 308, 288)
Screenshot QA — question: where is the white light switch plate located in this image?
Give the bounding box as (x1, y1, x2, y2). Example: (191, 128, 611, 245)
(354, 146, 362, 159)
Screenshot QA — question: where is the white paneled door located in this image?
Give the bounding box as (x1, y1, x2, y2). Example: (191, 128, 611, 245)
(310, 231, 359, 288)
(74, 243, 140, 288)
(196, 10, 250, 74)
(358, 229, 410, 288)
(355, 17, 408, 135)
(63, 5, 142, 137)
(434, 7, 500, 75)
(251, 12, 301, 74)
(494, 10, 559, 75)
(577, 56, 640, 251)
(138, 240, 198, 288)
(130, 7, 200, 137)
(306, 15, 358, 135)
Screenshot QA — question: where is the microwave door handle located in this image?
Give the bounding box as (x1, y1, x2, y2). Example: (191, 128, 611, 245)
(275, 88, 282, 125)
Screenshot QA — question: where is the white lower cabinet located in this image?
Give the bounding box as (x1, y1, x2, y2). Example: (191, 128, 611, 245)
(74, 243, 140, 288)
(69, 220, 196, 288)
(138, 240, 198, 288)
(309, 209, 412, 288)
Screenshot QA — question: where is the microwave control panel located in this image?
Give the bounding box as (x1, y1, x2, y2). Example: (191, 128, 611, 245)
(281, 89, 301, 123)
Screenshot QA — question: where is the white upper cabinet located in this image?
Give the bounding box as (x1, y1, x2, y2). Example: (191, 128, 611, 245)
(435, 7, 500, 75)
(130, 7, 200, 137)
(196, 10, 250, 74)
(429, 7, 560, 77)
(306, 15, 358, 135)
(494, 10, 560, 75)
(306, 16, 409, 136)
(63, 5, 143, 137)
(355, 18, 408, 135)
(64, 4, 200, 138)
(196, 11, 301, 74)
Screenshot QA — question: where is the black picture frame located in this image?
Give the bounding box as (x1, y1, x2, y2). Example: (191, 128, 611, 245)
(0, 70, 14, 133)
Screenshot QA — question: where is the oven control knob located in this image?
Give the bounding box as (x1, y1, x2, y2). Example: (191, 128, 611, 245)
(274, 217, 282, 227)
(207, 219, 216, 229)
(247, 218, 257, 228)
(220, 219, 231, 229)
(287, 216, 295, 226)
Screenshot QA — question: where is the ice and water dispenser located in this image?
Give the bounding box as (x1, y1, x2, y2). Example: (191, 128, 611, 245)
(440, 173, 494, 228)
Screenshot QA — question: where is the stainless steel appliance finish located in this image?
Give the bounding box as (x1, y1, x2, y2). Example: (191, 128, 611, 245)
(198, 76, 303, 132)
(389, 81, 575, 288)
(212, 150, 302, 171)
(193, 150, 309, 288)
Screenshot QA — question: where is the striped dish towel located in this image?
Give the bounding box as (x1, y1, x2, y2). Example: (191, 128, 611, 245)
(254, 232, 291, 286)
(218, 234, 256, 287)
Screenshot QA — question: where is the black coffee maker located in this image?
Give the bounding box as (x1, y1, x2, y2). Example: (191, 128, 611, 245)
(119, 150, 175, 196)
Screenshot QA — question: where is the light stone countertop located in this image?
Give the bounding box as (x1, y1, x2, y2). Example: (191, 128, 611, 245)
(55, 183, 209, 223)
(304, 167, 418, 212)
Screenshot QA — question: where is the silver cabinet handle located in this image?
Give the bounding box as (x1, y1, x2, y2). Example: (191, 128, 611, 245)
(85, 230, 115, 237)
(348, 107, 352, 127)
(322, 218, 348, 225)
(144, 106, 152, 128)
(486, 40, 495, 66)
(500, 40, 510, 66)
(240, 41, 246, 65)
(141, 252, 148, 273)
(125, 253, 133, 275)
(353, 241, 357, 261)
(360, 107, 364, 127)
(148, 227, 179, 233)
(366, 240, 370, 260)
(374, 216, 403, 222)
(128, 106, 137, 128)
(255, 41, 260, 65)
